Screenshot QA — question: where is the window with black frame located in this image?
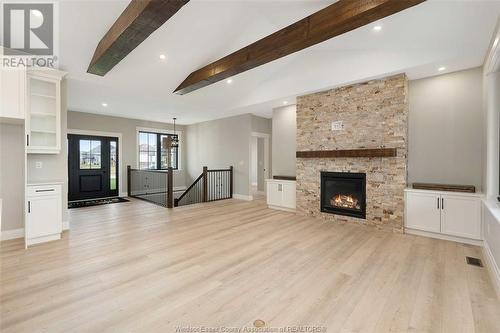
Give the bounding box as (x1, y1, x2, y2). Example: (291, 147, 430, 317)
(138, 131, 178, 170)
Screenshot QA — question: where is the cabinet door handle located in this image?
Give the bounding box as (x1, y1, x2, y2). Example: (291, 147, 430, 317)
(26, 134, 30, 146)
(28, 201, 31, 213)
(441, 198, 444, 210)
(35, 189, 55, 192)
(437, 197, 440, 209)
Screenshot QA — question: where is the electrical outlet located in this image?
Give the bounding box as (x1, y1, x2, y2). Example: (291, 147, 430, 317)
(331, 121, 344, 131)
(35, 161, 43, 169)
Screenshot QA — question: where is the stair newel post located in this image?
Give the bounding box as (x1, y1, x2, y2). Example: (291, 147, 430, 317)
(203, 166, 208, 202)
(229, 166, 233, 198)
(167, 167, 173, 208)
(163, 136, 174, 208)
(127, 165, 131, 197)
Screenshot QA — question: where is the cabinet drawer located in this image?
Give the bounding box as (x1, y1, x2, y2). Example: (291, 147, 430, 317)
(27, 184, 61, 197)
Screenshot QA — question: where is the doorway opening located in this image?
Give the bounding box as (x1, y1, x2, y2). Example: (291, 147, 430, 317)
(250, 132, 270, 200)
(68, 133, 119, 202)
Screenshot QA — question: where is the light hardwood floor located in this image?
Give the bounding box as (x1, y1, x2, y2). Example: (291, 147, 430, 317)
(1, 198, 499, 332)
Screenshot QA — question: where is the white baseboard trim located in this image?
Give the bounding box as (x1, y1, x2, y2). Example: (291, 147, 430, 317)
(233, 194, 253, 201)
(268, 205, 296, 213)
(1, 228, 24, 241)
(120, 192, 128, 198)
(405, 228, 483, 246)
(26, 233, 61, 247)
(62, 220, 70, 231)
(483, 240, 500, 300)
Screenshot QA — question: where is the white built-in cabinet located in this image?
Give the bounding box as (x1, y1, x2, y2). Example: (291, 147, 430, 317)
(0, 65, 26, 121)
(26, 69, 65, 154)
(405, 189, 482, 241)
(1, 64, 66, 246)
(266, 179, 296, 211)
(25, 183, 62, 247)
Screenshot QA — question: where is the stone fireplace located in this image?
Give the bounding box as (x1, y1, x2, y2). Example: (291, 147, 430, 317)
(296, 74, 408, 232)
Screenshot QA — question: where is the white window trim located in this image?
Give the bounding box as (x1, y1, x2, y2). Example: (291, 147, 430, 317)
(136, 126, 183, 171)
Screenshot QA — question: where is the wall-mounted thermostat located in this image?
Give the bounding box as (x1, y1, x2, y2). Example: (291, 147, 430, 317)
(331, 121, 344, 131)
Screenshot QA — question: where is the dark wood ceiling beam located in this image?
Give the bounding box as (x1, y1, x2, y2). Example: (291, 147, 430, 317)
(88, 0, 189, 76)
(174, 0, 425, 95)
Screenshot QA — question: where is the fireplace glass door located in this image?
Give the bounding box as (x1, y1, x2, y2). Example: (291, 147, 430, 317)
(321, 172, 366, 219)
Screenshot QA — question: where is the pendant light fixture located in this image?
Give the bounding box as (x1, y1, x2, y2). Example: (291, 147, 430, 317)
(171, 117, 179, 148)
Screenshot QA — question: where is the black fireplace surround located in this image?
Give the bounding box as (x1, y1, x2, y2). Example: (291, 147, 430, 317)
(320, 172, 366, 219)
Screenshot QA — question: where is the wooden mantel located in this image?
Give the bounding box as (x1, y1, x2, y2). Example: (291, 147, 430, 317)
(296, 148, 397, 158)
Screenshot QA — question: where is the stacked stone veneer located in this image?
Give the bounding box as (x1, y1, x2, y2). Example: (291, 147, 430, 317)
(296, 74, 408, 232)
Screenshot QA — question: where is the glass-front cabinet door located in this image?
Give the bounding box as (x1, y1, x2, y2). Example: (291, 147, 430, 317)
(26, 69, 66, 154)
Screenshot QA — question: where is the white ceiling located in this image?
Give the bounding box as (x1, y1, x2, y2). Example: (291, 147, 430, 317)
(58, 0, 500, 124)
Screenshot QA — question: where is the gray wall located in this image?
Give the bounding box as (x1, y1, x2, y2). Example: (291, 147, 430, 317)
(0, 123, 25, 232)
(185, 114, 252, 197)
(67, 111, 187, 192)
(408, 67, 483, 190)
(272, 105, 296, 177)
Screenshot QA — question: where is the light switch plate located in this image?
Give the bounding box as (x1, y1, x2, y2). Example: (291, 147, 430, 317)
(331, 121, 344, 131)
(35, 161, 43, 169)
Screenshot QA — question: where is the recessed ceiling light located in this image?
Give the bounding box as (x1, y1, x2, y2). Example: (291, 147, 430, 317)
(494, 37, 499, 48)
(102, 103, 108, 107)
(226, 78, 233, 84)
(283, 101, 288, 105)
(373, 25, 382, 32)
(438, 66, 446, 72)
(159, 54, 166, 60)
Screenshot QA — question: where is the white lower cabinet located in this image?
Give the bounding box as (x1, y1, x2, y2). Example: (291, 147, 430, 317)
(266, 179, 296, 211)
(405, 189, 482, 241)
(26, 184, 62, 247)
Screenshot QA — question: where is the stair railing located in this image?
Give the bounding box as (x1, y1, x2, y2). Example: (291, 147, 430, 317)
(175, 166, 233, 207)
(127, 165, 174, 208)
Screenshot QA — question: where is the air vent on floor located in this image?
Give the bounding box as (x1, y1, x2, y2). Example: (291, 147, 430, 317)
(466, 256, 483, 267)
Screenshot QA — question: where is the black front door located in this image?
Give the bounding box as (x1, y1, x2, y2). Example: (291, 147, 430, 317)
(68, 134, 119, 201)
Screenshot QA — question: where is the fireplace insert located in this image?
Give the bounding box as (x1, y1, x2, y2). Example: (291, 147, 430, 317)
(320, 172, 366, 219)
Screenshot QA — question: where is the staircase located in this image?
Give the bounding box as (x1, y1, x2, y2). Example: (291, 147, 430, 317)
(127, 165, 233, 208)
(175, 166, 233, 207)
